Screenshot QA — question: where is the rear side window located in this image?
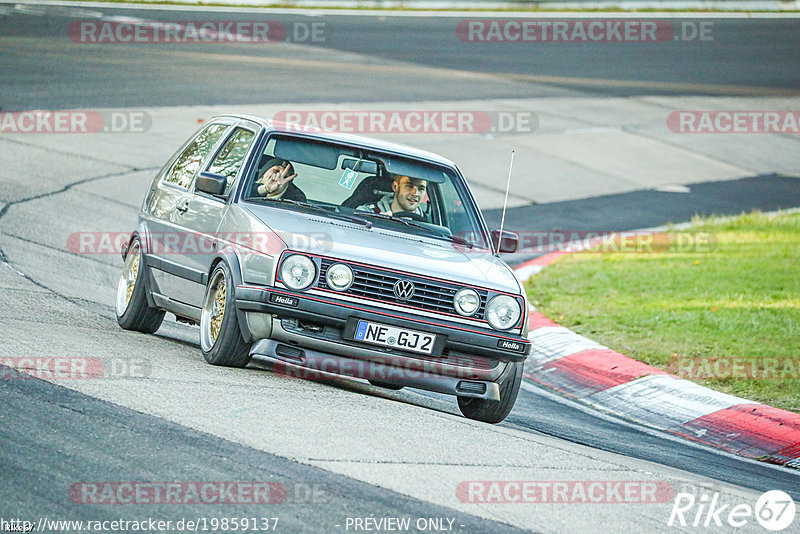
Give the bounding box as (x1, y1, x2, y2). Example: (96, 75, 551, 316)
(164, 123, 228, 189)
(207, 128, 256, 195)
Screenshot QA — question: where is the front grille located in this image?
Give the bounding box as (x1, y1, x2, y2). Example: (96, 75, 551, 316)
(317, 259, 487, 319)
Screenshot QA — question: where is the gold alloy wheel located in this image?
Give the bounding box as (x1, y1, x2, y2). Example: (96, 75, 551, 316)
(116, 241, 141, 317)
(125, 250, 140, 307)
(209, 277, 226, 343)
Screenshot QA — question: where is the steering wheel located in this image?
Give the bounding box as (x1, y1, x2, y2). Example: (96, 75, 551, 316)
(392, 211, 427, 222)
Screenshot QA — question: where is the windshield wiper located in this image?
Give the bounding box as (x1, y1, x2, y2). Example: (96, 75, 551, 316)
(250, 197, 373, 228)
(444, 234, 474, 249)
(359, 212, 473, 248)
(359, 212, 430, 230)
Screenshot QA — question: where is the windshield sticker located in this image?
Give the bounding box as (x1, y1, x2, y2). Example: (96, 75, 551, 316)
(339, 169, 358, 190)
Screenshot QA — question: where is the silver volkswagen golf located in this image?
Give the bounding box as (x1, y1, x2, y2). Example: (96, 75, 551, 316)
(116, 114, 531, 423)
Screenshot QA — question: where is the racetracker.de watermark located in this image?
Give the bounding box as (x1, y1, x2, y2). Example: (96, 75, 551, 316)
(494, 230, 717, 254)
(67, 231, 332, 256)
(456, 20, 712, 42)
(69, 230, 717, 256)
(69, 482, 328, 505)
(0, 110, 151, 134)
(666, 356, 800, 380)
(270, 354, 502, 383)
(457, 481, 674, 503)
(68, 20, 325, 43)
(0, 357, 151, 380)
(667, 111, 800, 133)
(69, 482, 287, 505)
(273, 110, 538, 134)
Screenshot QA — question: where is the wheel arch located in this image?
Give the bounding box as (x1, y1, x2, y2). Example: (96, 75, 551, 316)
(206, 247, 252, 342)
(123, 225, 159, 309)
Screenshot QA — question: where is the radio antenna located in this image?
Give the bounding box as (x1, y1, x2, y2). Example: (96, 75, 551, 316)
(497, 150, 514, 251)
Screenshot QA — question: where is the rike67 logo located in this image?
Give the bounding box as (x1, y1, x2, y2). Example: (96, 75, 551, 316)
(668, 490, 796, 531)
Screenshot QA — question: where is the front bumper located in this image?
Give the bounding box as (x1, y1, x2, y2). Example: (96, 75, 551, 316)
(236, 285, 530, 398)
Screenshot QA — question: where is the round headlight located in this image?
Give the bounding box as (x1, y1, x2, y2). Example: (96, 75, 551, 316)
(326, 263, 353, 291)
(485, 295, 521, 331)
(280, 254, 316, 290)
(454, 288, 480, 316)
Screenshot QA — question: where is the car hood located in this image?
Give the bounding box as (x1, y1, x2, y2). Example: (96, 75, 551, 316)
(243, 204, 522, 295)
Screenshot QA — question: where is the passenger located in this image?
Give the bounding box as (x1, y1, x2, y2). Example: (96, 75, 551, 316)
(357, 174, 427, 217)
(256, 158, 306, 202)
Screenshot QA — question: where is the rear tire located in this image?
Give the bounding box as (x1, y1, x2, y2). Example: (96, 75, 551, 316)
(457, 361, 523, 424)
(200, 262, 252, 368)
(116, 237, 165, 334)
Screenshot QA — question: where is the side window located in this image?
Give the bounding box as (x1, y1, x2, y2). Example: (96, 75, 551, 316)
(437, 177, 485, 246)
(164, 123, 228, 189)
(207, 128, 256, 194)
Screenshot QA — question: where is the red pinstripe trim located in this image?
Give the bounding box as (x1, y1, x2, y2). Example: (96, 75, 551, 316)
(277, 249, 524, 298)
(276, 249, 526, 330)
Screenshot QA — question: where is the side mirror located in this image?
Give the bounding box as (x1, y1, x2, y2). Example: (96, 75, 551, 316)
(195, 171, 227, 196)
(491, 230, 518, 253)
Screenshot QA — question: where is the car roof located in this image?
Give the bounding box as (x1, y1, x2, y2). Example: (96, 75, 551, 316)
(215, 114, 458, 169)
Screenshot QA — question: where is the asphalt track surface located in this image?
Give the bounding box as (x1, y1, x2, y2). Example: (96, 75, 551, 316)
(0, 373, 523, 532)
(1, 6, 800, 111)
(2, 3, 800, 532)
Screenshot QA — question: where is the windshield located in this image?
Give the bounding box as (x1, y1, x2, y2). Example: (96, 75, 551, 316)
(243, 134, 490, 249)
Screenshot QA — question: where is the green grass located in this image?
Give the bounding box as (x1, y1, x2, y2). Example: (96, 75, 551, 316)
(526, 211, 800, 412)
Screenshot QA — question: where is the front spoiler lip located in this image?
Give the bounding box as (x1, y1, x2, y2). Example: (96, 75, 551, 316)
(235, 285, 531, 363)
(250, 339, 503, 401)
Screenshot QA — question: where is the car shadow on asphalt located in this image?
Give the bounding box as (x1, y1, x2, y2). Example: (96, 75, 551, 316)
(249, 356, 461, 418)
(147, 318, 462, 419)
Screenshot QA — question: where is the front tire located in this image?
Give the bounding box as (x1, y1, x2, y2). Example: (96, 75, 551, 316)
(458, 361, 523, 424)
(200, 262, 251, 368)
(116, 237, 165, 334)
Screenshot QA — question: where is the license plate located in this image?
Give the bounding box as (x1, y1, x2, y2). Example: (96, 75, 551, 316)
(354, 320, 436, 355)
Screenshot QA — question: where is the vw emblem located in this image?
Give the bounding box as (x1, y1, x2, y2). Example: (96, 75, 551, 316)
(393, 279, 415, 300)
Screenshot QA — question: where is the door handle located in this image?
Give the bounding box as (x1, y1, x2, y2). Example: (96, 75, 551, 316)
(175, 201, 189, 214)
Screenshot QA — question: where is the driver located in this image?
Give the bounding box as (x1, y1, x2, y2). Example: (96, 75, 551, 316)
(357, 174, 427, 217)
(256, 158, 306, 202)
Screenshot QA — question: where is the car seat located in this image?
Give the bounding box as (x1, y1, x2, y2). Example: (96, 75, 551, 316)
(341, 175, 393, 209)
